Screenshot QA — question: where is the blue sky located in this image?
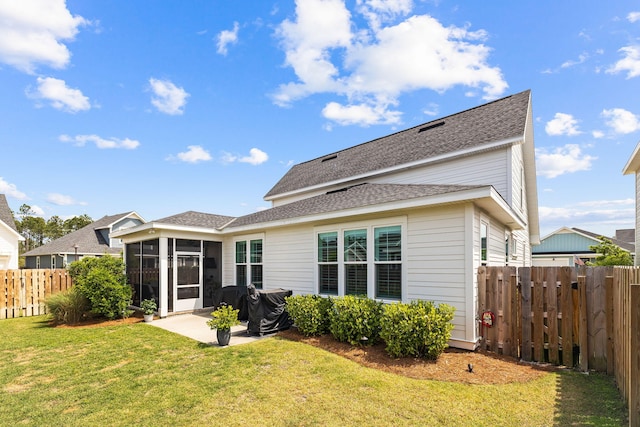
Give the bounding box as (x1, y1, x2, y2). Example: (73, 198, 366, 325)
(1, 1, 640, 239)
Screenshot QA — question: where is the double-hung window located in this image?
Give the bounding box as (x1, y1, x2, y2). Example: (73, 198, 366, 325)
(235, 238, 263, 289)
(316, 223, 403, 300)
(374, 226, 401, 299)
(318, 232, 338, 295)
(344, 229, 367, 295)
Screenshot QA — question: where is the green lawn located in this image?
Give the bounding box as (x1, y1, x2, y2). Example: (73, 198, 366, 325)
(0, 316, 627, 426)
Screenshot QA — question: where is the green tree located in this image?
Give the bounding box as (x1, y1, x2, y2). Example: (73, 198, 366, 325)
(64, 214, 92, 233)
(587, 237, 633, 266)
(16, 205, 46, 251)
(45, 215, 65, 241)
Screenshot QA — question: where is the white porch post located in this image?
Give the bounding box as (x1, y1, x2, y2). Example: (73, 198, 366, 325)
(159, 237, 168, 318)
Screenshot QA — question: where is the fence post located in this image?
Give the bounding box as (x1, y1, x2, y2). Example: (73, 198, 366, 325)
(521, 267, 532, 361)
(630, 283, 640, 427)
(578, 274, 589, 372)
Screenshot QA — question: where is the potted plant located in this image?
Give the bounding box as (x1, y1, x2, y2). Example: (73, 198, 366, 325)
(140, 298, 157, 322)
(206, 304, 241, 346)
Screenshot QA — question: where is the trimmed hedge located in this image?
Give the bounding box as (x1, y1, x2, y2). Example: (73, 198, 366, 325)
(328, 295, 383, 346)
(285, 294, 332, 336)
(379, 300, 455, 359)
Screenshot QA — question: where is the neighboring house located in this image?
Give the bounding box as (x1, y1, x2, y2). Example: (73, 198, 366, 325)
(23, 212, 145, 269)
(532, 227, 635, 266)
(113, 90, 540, 350)
(623, 142, 640, 264)
(0, 194, 24, 269)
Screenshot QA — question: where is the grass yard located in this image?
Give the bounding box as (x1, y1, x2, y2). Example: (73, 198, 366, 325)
(0, 316, 627, 426)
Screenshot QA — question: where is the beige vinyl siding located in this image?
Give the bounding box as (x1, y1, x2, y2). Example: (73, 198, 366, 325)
(271, 149, 511, 208)
(263, 225, 315, 294)
(406, 205, 469, 344)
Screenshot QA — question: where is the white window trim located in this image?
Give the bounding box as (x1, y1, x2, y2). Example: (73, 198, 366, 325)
(314, 216, 407, 302)
(233, 233, 265, 288)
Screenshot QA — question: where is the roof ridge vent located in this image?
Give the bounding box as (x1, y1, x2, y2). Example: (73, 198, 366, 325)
(418, 121, 445, 133)
(321, 154, 338, 162)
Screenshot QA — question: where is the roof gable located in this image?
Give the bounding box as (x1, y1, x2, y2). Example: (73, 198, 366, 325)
(23, 212, 139, 256)
(265, 90, 531, 199)
(0, 194, 18, 233)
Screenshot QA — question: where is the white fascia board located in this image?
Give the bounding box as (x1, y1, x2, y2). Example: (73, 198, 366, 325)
(227, 186, 525, 234)
(264, 137, 523, 203)
(623, 141, 640, 174)
(111, 221, 224, 240)
(0, 221, 25, 241)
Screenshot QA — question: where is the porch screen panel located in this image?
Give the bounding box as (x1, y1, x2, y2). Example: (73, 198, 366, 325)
(374, 226, 401, 299)
(142, 239, 159, 304)
(125, 242, 141, 306)
(318, 232, 338, 295)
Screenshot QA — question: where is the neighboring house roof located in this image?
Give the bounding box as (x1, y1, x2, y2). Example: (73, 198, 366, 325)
(228, 182, 501, 229)
(0, 194, 21, 236)
(23, 212, 140, 257)
(153, 211, 236, 229)
(265, 90, 531, 200)
(622, 140, 640, 174)
(614, 228, 635, 245)
(573, 227, 635, 253)
(533, 226, 635, 255)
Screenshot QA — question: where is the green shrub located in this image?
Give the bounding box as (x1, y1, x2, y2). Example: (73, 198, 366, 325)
(328, 295, 383, 345)
(69, 257, 133, 320)
(379, 300, 455, 360)
(206, 304, 241, 330)
(45, 287, 90, 324)
(285, 294, 332, 336)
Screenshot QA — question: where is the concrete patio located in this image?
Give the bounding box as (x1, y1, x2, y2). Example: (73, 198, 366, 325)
(147, 311, 273, 347)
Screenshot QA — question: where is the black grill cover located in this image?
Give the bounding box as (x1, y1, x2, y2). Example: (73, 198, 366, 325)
(246, 284, 293, 336)
(212, 286, 248, 321)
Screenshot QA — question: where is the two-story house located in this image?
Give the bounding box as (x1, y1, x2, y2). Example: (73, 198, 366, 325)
(0, 194, 24, 269)
(113, 89, 539, 349)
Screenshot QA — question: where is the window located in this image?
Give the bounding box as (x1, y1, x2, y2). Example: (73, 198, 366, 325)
(51, 255, 56, 269)
(344, 229, 367, 295)
(505, 232, 510, 263)
(235, 238, 263, 288)
(36, 256, 40, 269)
(480, 222, 488, 264)
(318, 232, 338, 295)
(250, 239, 263, 289)
(235, 241, 247, 287)
(374, 226, 401, 299)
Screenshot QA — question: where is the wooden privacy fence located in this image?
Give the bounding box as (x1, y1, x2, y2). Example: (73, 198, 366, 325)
(478, 266, 639, 425)
(0, 269, 73, 319)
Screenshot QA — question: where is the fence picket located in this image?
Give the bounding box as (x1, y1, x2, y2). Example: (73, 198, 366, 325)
(546, 267, 559, 364)
(560, 267, 574, 367)
(0, 269, 72, 319)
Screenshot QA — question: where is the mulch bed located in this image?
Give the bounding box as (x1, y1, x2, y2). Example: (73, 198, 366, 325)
(52, 316, 555, 385)
(276, 328, 556, 385)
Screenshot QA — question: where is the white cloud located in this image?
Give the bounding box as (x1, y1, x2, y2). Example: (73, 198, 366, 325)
(539, 199, 635, 237)
(322, 101, 401, 126)
(29, 76, 90, 113)
(592, 130, 605, 138)
(606, 46, 640, 79)
(174, 145, 212, 163)
(0, 0, 87, 73)
(545, 113, 582, 136)
(560, 52, 588, 69)
(601, 108, 640, 134)
(59, 134, 140, 149)
(273, 1, 507, 126)
(46, 193, 86, 206)
(535, 144, 596, 178)
(627, 11, 640, 23)
(29, 205, 45, 216)
(216, 22, 239, 55)
(0, 177, 27, 200)
(149, 78, 189, 115)
(221, 148, 269, 165)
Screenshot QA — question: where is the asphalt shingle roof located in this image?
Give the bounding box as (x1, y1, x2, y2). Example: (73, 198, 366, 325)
(229, 183, 484, 228)
(153, 211, 236, 229)
(0, 194, 18, 233)
(265, 90, 531, 198)
(572, 227, 635, 253)
(23, 212, 136, 256)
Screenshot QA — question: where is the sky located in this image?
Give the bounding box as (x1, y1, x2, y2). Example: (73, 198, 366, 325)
(1, 0, 640, 239)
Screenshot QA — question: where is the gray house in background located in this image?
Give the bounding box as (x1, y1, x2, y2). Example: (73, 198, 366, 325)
(23, 212, 145, 269)
(0, 194, 24, 269)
